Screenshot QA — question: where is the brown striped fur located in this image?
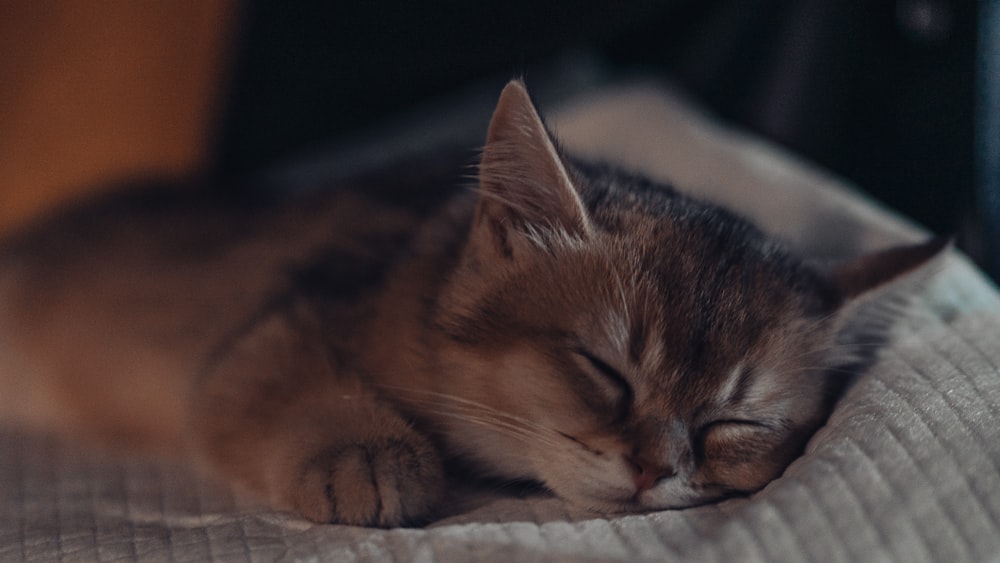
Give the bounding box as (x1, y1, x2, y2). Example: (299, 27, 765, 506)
(0, 81, 945, 526)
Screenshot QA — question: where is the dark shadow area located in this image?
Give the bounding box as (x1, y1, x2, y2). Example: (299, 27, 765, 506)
(213, 1, 992, 278)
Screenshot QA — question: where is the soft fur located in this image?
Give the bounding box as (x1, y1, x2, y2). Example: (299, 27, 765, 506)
(0, 81, 943, 527)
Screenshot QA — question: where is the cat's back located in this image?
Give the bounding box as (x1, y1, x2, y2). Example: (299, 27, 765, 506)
(0, 178, 427, 446)
(0, 182, 415, 343)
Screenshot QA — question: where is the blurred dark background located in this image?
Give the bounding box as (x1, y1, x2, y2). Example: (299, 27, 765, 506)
(215, 0, 993, 276)
(0, 1, 995, 278)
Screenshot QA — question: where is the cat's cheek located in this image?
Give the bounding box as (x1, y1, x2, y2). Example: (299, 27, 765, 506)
(695, 459, 780, 494)
(696, 440, 796, 493)
(536, 435, 650, 511)
(542, 457, 636, 510)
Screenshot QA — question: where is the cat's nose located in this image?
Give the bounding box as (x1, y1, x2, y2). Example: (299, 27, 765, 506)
(629, 455, 676, 493)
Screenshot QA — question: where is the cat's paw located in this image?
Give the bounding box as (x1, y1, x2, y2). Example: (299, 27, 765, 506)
(292, 437, 445, 527)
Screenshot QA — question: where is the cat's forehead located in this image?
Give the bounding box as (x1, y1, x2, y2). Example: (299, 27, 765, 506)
(574, 212, 826, 391)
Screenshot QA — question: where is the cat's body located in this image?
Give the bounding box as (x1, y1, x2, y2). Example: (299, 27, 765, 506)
(0, 81, 943, 527)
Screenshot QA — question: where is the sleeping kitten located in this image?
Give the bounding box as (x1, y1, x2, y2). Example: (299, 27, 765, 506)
(0, 80, 943, 527)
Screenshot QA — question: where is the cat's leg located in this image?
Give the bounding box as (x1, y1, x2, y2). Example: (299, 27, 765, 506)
(189, 306, 444, 527)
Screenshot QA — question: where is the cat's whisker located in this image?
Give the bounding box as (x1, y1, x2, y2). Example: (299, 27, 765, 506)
(425, 406, 566, 448)
(772, 341, 880, 367)
(414, 404, 566, 449)
(430, 409, 552, 445)
(374, 384, 567, 446)
(376, 384, 540, 425)
(762, 343, 891, 377)
(767, 347, 828, 367)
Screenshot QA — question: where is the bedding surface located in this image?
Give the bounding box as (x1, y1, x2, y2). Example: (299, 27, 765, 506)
(2, 82, 999, 562)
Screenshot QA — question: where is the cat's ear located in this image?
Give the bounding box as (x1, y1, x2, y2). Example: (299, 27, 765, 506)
(472, 80, 593, 258)
(827, 237, 950, 301)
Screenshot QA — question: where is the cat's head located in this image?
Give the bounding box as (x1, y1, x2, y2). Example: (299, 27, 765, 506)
(428, 80, 945, 512)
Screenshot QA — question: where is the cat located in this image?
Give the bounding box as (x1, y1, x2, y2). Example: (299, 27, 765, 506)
(0, 80, 945, 527)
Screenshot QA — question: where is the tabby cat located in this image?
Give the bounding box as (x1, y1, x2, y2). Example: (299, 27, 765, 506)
(0, 81, 943, 527)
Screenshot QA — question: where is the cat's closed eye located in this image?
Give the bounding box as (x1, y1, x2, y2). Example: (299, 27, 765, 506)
(573, 350, 633, 423)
